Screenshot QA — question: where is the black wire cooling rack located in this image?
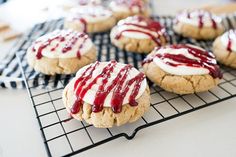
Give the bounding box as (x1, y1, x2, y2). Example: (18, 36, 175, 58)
(15, 17, 236, 157)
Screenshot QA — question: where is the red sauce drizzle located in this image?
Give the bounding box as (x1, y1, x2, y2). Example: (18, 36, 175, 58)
(198, 14, 203, 28)
(111, 72, 145, 112)
(108, 64, 133, 113)
(79, 18, 87, 33)
(71, 61, 146, 114)
(227, 30, 236, 52)
(50, 43, 59, 51)
(177, 10, 218, 29)
(142, 44, 222, 79)
(32, 30, 88, 59)
(71, 61, 100, 114)
(71, 17, 87, 33)
(71, 6, 112, 32)
(34, 34, 65, 59)
(115, 16, 167, 46)
(77, 60, 117, 112)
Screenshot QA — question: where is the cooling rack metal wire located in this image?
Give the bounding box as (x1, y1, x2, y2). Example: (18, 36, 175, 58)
(16, 18, 236, 157)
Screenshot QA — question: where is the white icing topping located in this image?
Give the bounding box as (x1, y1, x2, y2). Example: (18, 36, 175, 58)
(32, 29, 93, 58)
(152, 45, 214, 76)
(74, 62, 147, 107)
(176, 10, 222, 28)
(69, 5, 113, 23)
(221, 30, 236, 52)
(115, 16, 165, 40)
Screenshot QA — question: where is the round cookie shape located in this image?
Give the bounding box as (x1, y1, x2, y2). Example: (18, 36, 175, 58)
(213, 29, 236, 68)
(110, 15, 168, 53)
(143, 44, 222, 94)
(64, 5, 116, 33)
(27, 29, 96, 75)
(109, 0, 150, 21)
(62, 60, 150, 128)
(173, 9, 224, 40)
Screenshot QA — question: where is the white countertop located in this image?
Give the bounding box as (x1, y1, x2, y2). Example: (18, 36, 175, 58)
(1, 0, 236, 157)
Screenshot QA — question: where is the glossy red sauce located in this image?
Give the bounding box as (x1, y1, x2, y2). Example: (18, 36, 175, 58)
(71, 61, 146, 114)
(227, 30, 236, 52)
(142, 44, 222, 78)
(115, 16, 167, 46)
(32, 31, 88, 59)
(176, 10, 218, 29)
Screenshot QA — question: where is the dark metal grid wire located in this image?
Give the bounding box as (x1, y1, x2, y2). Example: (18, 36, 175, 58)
(16, 18, 236, 157)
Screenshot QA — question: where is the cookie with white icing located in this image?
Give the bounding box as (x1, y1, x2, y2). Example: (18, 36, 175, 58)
(109, 0, 150, 21)
(110, 15, 168, 54)
(27, 29, 96, 75)
(143, 44, 222, 94)
(173, 10, 224, 40)
(62, 61, 150, 128)
(213, 30, 236, 68)
(64, 5, 116, 33)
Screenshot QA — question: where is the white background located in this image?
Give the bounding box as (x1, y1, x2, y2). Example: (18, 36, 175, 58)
(0, 0, 236, 157)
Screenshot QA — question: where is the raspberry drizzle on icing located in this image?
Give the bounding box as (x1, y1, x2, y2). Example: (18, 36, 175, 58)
(71, 61, 146, 114)
(32, 30, 89, 59)
(74, 17, 87, 33)
(115, 16, 167, 46)
(226, 30, 236, 52)
(70, 17, 87, 33)
(143, 44, 222, 78)
(175, 10, 219, 29)
(68, 5, 112, 33)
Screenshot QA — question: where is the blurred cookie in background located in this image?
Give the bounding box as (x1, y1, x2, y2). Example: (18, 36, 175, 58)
(64, 5, 116, 33)
(109, 0, 151, 21)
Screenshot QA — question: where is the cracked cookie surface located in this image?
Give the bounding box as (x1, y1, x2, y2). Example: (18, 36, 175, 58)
(110, 16, 167, 54)
(143, 61, 219, 94)
(27, 46, 96, 75)
(142, 44, 221, 94)
(173, 22, 224, 40)
(62, 73, 150, 128)
(26, 29, 97, 75)
(173, 10, 224, 40)
(64, 5, 117, 33)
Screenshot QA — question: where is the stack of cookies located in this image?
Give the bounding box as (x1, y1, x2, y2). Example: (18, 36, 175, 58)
(26, 0, 231, 128)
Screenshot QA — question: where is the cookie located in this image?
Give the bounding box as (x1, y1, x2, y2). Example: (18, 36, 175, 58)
(0, 22, 9, 31)
(213, 30, 236, 68)
(109, 0, 150, 21)
(64, 5, 116, 33)
(62, 60, 150, 128)
(0, 28, 22, 41)
(143, 44, 222, 94)
(60, 0, 101, 11)
(110, 15, 168, 54)
(173, 10, 224, 40)
(27, 29, 96, 75)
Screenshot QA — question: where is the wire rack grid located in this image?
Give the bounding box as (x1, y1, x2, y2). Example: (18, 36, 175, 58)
(15, 18, 236, 157)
